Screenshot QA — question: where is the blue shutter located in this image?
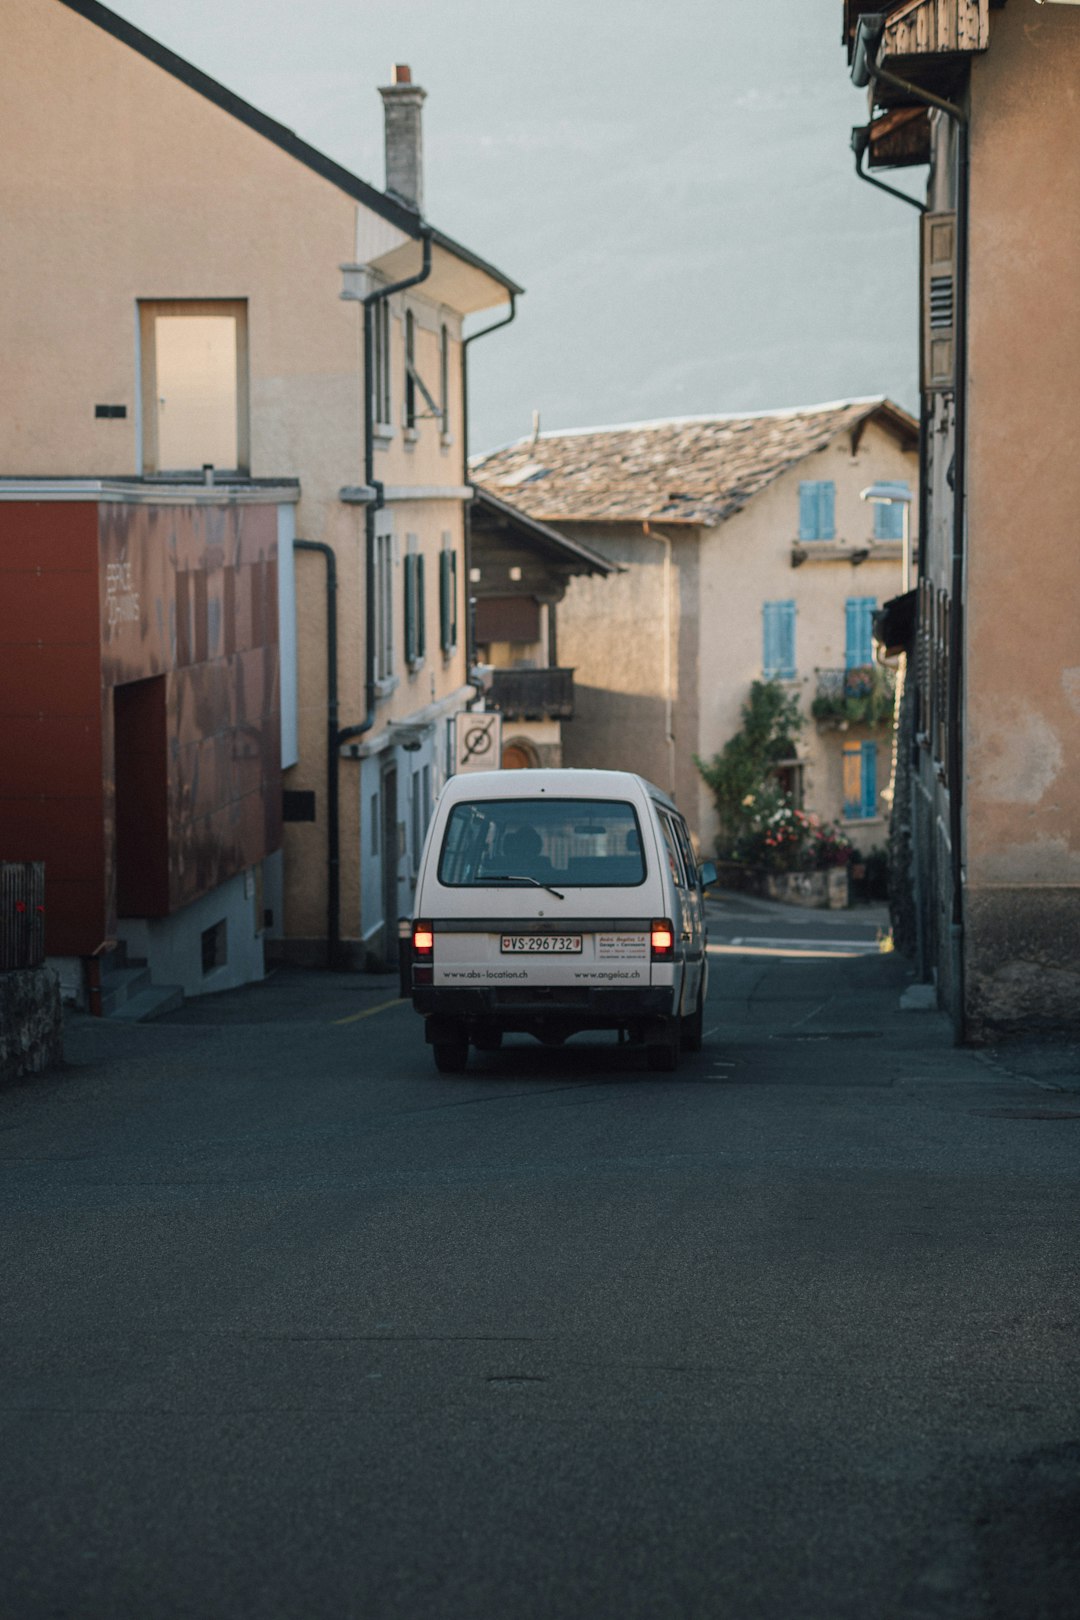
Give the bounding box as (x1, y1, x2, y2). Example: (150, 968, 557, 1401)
(872, 481, 909, 541)
(778, 601, 796, 679)
(845, 598, 876, 668)
(818, 481, 835, 541)
(860, 742, 878, 819)
(799, 483, 818, 541)
(763, 602, 778, 676)
(799, 481, 836, 540)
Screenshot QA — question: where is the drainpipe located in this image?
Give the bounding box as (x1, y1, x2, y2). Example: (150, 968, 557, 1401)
(858, 28, 969, 1042)
(351, 230, 434, 746)
(461, 295, 517, 695)
(294, 540, 339, 968)
(851, 125, 927, 214)
(292, 233, 433, 970)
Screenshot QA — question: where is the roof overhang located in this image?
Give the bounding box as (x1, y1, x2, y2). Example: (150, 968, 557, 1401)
(366, 237, 519, 316)
(470, 489, 616, 575)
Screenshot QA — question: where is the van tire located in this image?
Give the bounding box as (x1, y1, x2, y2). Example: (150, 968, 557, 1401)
(433, 1036, 469, 1074)
(681, 982, 704, 1053)
(647, 1022, 680, 1073)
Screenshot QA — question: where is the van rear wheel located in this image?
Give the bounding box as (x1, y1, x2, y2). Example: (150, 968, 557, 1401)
(681, 982, 704, 1053)
(647, 1021, 680, 1073)
(433, 1035, 469, 1074)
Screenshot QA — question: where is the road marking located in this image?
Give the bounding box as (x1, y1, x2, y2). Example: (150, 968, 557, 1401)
(332, 997, 407, 1026)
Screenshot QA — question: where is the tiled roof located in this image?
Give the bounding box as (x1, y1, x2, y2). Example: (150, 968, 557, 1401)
(471, 398, 916, 527)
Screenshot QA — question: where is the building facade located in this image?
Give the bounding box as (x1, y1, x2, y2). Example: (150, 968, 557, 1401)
(844, 0, 1080, 1038)
(1, 0, 520, 994)
(473, 400, 917, 856)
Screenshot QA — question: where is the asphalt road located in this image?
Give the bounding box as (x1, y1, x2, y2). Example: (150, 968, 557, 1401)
(2, 895, 1078, 1620)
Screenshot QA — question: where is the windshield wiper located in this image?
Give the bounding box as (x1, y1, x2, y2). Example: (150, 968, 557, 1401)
(484, 873, 565, 900)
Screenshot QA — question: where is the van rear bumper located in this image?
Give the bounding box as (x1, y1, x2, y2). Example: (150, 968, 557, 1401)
(413, 984, 674, 1020)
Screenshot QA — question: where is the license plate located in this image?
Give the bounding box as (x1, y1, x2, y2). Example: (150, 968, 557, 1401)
(501, 934, 583, 954)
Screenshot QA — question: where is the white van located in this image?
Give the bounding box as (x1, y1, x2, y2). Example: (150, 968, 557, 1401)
(408, 769, 716, 1074)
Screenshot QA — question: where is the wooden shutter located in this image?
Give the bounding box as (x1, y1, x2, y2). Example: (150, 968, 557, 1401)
(778, 601, 796, 679)
(860, 742, 878, 819)
(842, 744, 862, 820)
(763, 602, 779, 675)
(404, 552, 417, 663)
(799, 483, 818, 541)
(439, 550, 451, 652)
(845, 598, 876, 668)
(818, 481, 835, 540)
(922, 211, 957, 393)
(416, 554, 426, 659)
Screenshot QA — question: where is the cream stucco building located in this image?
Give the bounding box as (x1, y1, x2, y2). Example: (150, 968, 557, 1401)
(844, 0, 1080, 1039)
(1, 0, 521, 983)
(473, 399, 918, 857)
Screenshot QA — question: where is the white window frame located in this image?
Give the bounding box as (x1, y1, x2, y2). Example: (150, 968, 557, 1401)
(138, 298, 249, 476)
(374, 520, 397, 692)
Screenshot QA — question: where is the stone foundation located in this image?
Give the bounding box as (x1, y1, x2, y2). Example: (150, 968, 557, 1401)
(0, 966, 64, 1081)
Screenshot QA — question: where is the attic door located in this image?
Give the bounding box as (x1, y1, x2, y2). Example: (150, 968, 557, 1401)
(139, 300, 249, 475)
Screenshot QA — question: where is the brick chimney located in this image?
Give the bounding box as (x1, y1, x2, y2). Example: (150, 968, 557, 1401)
(379, 64, 426, 214)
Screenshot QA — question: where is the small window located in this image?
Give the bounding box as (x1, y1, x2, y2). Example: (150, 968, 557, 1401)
(798, 480, 835, 541)
(404, 310, 417, 430)
(438, 798, 646, 889)
(375, 528, 395, 682)
(842, 741, 878, 821)
(201, 918, 228, 974)
(845, 598, 877, 670)
(763, 600, 796, 679)
(659, 813, 688, 889)
(139, 300, 248, 475)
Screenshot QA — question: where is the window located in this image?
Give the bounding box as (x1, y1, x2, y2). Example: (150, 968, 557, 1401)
(440, 323, 450, 435)
(438, 798, 646, 888)
(763, 600, 796, 679)
(842, 741, 879, 821)
(659, 813, 688, 889)
(871, 482, 910, 541)
(139, 300, 248, 475)
(798, 480, 835, 541)
(439, 538, 458, 654)
(371, 298, 392, 428)
(845, 598, 877, 669)
(404, 540, 426, 667)
(404, 310, 417, 430)
(375, 528, 394, 683)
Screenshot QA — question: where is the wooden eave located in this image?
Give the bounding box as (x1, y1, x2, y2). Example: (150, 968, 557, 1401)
(867, 105, 932, 168)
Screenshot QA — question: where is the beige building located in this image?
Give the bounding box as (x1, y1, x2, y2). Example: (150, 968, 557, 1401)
(473, 400, 918, 855)
(1, 0, 521, 980)
(844, 0, 1080, 1038)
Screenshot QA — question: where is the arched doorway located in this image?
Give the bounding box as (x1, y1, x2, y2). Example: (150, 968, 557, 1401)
(502, 736, 539, 770)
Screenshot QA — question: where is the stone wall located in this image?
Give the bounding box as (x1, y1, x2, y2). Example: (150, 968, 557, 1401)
(0, 967, 63, 1082)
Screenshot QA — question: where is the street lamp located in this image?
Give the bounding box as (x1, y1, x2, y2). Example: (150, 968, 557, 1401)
(861, 482, 913, 591)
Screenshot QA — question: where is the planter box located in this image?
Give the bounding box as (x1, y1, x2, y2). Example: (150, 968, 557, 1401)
(713, 863, 850, 910)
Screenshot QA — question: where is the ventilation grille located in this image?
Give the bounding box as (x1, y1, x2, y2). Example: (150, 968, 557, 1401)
(929, 276, 954, 330)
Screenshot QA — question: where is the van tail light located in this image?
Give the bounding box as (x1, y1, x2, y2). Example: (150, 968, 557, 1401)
(412, 920, 434, 957)
(650, 919, 675, 961)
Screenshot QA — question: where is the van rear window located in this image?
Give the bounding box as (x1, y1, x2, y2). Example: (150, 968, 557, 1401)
(438, 798, 646, 888)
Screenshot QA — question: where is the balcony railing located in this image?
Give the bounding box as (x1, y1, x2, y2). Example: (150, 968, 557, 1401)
(812, 665, 896, 729)
(488, 666, 574, 721)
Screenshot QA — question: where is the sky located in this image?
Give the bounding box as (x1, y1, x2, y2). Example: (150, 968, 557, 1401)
(112, 0, 924, 454)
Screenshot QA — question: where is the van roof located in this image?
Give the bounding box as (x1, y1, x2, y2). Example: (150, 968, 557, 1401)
(440, 768, 677, 813)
